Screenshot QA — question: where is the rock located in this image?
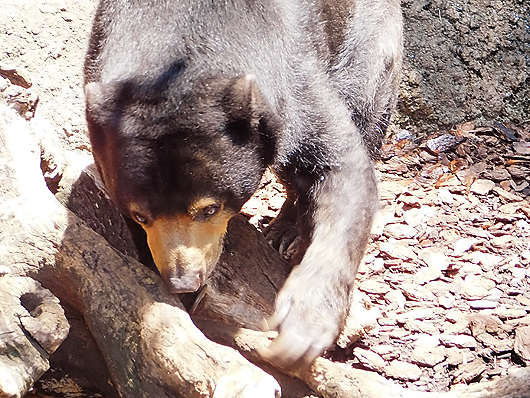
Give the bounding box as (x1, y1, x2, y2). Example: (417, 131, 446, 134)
(385, 360, 422, 381)
(461, 274, 495, 300)
(514, 326, 530, 364)
(424, 280, 451, 296)
(384, 289, 407, 310)
(414, 334, 441, 346)
(500, 180, 512, 191)
(457, 262, 484, 276)
(0, 64, 32, 88)
(491, 234, 513, 249)
(378, 315, 397, 326)
(399, 284, 437, 302)
(438, 174, 466, 191)
(426, 134, 463, 154)
(367, 257, 386, 273)
(0, 76, 8, 92)
(468, 313, 503, 336)
(397, 308, 436, 323)
(372, 344, 400, 361)
(405, 320, 441, 335)
(439, 228, 461, 244)
(511, 179, 529, 192)
(494, 307, 528, 320)
(485, 167, 511, 182)
(521, 249, 530, 260)
(418, 249, 450, 271)
(2, 85, 39, 120)
(385, 260, 417, 273)
(371, 206, 397, 236)
(445, 347, 471, 366)
(508, 165, 530, 180)
(399, 0, 529, 130)
(516, 222, 530, 238)
(414, 266, 442, 285)
(511, 266, 528, 280)
(516, 295, 530, 307)
(383, 223, 417, 239)
(378, 180, 407, 201)
(437, 188, 454, 204)
(493, 186, 523, 202)
(475, 333, 513, 353)
(397, 193, 421, 207)
(443, 320, 470, 335)
(494, 122, 518, 141)
(357, 279, 391, 295)
(452, 358, 487, 384)
(388, 328, 412, 339)
(410, 345, 446, 367)
(437, 294, 455, 311)
(512, 141, 530, 155)
(353, 347, 386, 372)
(470, 179, 495, 195)
(470, 251, 503, 271)
(468, 300, 499, 310)
(498, 202, 525, 216)
(439, 334, 478, 349)
(379, 239, 418, 261)
(402, 205, 436, 228)
(464, 226, 491, 239)
(453, 238, 475, 255)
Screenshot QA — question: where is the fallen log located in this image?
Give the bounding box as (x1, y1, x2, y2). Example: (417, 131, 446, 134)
(0, 276, 68, 398)
(193, 319, 530, 398)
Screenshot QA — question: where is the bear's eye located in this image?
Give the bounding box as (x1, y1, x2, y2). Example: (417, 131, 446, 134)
(133, 212, 148, 224)
(196, 204, 220, 221)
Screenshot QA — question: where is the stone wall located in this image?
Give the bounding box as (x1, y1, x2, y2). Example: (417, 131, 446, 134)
(398, 0, 529, 131)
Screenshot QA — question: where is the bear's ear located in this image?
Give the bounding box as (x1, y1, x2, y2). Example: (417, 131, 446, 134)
(225, 74, 259, 119)
(222, 75, 277, 145)
(85, 82, 119, 150)
(85, 82, 116, 125)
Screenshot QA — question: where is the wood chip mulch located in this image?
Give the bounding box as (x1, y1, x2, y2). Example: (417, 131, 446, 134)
(242, 120, 530, 393)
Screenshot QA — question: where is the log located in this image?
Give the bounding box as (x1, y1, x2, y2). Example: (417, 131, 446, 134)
(0, 103, 280, 398)
(0, 276, 68, 398)
(193, 319, 530, 398)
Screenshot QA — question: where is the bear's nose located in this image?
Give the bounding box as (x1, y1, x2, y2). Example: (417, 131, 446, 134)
(166, 272, 204, 294)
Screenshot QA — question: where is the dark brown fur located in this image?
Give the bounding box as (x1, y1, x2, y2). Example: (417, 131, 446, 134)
(84, 0, 402, 366)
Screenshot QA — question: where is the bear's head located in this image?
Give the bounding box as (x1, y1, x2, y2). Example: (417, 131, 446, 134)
(85, 71, 278, 293)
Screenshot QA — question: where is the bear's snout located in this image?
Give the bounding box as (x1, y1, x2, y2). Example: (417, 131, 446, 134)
(141, 212, 232, 294)
(165, 271, 204, 294)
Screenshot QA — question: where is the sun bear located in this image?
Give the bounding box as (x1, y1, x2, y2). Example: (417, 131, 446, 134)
(84, 0, 402, 367)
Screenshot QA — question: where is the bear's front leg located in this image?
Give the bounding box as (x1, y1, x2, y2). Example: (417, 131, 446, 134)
(261, 150, 378, 367)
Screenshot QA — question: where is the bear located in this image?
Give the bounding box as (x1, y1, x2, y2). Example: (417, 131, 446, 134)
(84, 0, 403, 367)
